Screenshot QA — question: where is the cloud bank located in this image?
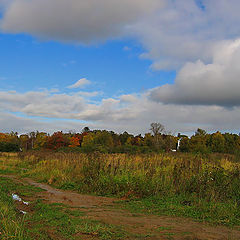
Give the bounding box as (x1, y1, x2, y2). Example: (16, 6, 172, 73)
(0, 0, 163, 43)
(1, 88, 240, 135)
(132, 0, 240, 69)
(150, 39, 240, 107)
(1, 0, 240, 70)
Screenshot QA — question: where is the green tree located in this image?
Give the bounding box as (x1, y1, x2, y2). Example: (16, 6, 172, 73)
(209, 131, 225, 153)
(179, 136, 190, 152)
(189, 128, 208, 153)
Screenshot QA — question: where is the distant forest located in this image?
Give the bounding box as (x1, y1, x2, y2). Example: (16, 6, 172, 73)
(0, 123, 240, 154)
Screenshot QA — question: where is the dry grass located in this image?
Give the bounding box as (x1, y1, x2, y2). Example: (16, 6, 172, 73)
(4, 151, 238, 201)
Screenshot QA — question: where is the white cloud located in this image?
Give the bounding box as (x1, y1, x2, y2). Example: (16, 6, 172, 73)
(0, 90, 86, 118)
(150, 39, 240, 107)
(67, 78, 91, 89)
(1, 88, 240, 135)
(0, 111, 89, 134)
(2, 0, 240, 71)
(130, 0, 240, 69)
(0, 0, 164, 44)
(1, 0, 240, 71)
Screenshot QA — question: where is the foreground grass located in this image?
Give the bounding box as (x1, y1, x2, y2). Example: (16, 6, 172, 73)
(0, 176, 130, 240)
(0, 176, 40, 239)
(1, 151, 240, 228)
(28, 200, 127, 240)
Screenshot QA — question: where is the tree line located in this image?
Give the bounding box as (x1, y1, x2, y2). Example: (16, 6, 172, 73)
(0, 124, 240, 154)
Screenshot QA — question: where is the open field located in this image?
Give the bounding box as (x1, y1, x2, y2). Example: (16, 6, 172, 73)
(0, 152, 240, 239)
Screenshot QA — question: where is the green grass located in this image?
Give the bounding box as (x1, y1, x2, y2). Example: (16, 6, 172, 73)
(0, 176, 41, 240)
(64, 208, 86, 217)
(118, 194, 240, 226)
(27, 199, 127, 240)
(0, 168, 16, 175)
(157, 226, 173, 231)
(0, 177, 42, 197)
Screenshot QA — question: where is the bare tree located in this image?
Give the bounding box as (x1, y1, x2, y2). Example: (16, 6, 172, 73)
(150, 123, 165, 136)
(28, 131, 37, 149)
(150, 123, 165, 149)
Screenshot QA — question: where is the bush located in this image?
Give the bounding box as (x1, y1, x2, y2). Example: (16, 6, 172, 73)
(0, 142, 20, 152)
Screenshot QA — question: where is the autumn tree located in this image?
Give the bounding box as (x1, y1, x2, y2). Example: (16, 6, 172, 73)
(46, 132, 69, 150)
(34, 132, 48, 149)
(0, 133, 9, 143)
(69, 136, 81, 148)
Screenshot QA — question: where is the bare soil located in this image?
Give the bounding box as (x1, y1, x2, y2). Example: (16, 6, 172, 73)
(3, 175, 240, 240)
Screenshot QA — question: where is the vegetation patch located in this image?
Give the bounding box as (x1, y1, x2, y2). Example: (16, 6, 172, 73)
(0, 176, 131, 240)
(1, 150, 240, 240)
(26, 199, 128, 240)
(0, 176, 41, 239)
(119, 194, 240, 226)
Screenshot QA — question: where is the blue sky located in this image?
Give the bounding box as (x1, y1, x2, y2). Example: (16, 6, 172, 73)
(0, 33, 175, 97)
(1, 0, 240, 135)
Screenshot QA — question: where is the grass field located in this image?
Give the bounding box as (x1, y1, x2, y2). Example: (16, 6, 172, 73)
(1, 151, 240, 227)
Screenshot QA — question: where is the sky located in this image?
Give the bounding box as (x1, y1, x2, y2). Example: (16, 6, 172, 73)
(1, 0, 240, 135)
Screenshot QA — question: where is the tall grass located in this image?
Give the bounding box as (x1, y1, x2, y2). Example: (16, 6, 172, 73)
(0, 178, 27, 240)
(14, 151, 240, 202)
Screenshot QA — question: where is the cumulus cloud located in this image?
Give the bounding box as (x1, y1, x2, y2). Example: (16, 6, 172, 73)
(131, 0, 240, 69)
(67, 78, 91, 89)
(0, 90, 86, 118)
(150, 39, 240, 107)
(0, 0, 163, 43)
(1, 0, 240, 70)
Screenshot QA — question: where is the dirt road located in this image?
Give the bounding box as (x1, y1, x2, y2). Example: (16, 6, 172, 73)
(4, 175, 240, 240)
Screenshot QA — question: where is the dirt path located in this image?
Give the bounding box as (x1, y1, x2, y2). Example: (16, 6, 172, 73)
(3, 175, 240, 240)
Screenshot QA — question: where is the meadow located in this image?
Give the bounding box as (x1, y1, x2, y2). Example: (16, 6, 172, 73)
(1, 151, 240, 229)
